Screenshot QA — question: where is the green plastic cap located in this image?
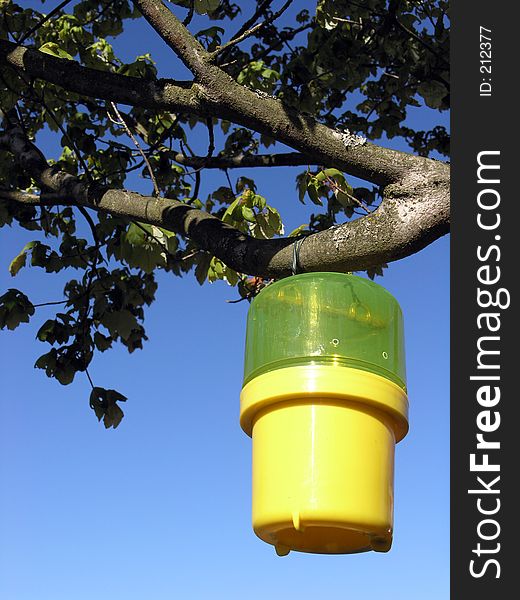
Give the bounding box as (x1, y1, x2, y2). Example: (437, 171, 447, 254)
(243, 273, 406, 390)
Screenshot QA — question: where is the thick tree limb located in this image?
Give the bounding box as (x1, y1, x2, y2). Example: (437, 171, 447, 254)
(1, 177, 450, 277)
(1, 122, 450, 278)
(0, 189, 74, 204)
(171, 152, 314, 169)
(0, 40, 199, 112)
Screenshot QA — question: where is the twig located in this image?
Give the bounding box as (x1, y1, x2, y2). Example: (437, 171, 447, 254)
(331, 17, 362, 26)
(393, 16, 449, 68)
(33, 299, 70, 308)
(182, 0, 195, 27)
(324, 174, 373, 214)
(180, 250, 201, 262)
(186, 117, 215, 199)
(109, 102, 160, 196)
(85, 367, 94, 389)
(226, 297, 247, 304)
(205, 117, 215, 161)
(18, 0, 74, 44)
(230, 0, 274, 42)
(189, 170, 201, 203)
(212, 0, 294, 58)
(382, 71, 399, 79)
(77, 205, 102, 257)
(224, 168, 236, 195)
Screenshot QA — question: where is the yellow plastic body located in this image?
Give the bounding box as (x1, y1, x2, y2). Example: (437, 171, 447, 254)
(240, 365, 409, 555)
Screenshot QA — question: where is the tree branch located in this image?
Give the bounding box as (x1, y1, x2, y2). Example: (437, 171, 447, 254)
(171, 152, 314, 169)
(0, 189, 75, 204)
(2, 176, 450, 278)
(0, 40, 199, 112)
(1, 120, 450, 279)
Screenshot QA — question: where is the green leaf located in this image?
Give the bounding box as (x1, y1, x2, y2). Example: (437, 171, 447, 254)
(8, 241, 36, 276)
(224, 267, 239, 286)
(353, 187, 377, 206)
(104, 403, 124, 429)
(260, 133, 275, 148)
(101, 309, 138, 341)
(307, 183, 322, 206)
(36, 319, 71, 345)
(89, 386, 127, 429)
(296, 173, 308, 203)
(55, 365, 75, 385)
(236, 177, 257, 193)
(336, 190, 354, 208)
(322, 168, 344, 179)
(194, 253, 212, 285)
(0, 289, 35, 330)
(194, 0, 220, 15)
(222, 198, 241, 223)
(417, 81, 448, 109)
(35, 352, 54, 371)
(252, 195, 267, 210)
(195, 26, 224, 50)
(94, 331, 112, 351)
(366, 263, 388, 280)
(254, 213, 276, 239)
(9, 249, 27, 277)
(125, 222, 149, 246)
(241, 206, 256, 223)
(266, 207, 283, 234)
(39, 42, 74, 60)
(211, 186, 235, 204)
(288, 224, 308, 237)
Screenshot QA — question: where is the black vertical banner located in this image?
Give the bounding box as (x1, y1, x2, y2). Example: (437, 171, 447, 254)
(451, 3, 517, 598)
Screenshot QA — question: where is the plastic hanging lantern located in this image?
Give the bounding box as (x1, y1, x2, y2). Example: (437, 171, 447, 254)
(239, 273, 409, 555)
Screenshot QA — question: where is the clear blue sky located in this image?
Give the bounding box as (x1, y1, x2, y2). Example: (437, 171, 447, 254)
(0, 3, 449, 599)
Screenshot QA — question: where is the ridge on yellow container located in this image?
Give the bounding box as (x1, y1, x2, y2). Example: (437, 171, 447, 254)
(240, 364, 409, 556)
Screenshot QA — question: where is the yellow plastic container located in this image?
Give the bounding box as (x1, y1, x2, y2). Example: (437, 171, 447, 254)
(239, 273, 409, 555)
(240, 364, 408, 555)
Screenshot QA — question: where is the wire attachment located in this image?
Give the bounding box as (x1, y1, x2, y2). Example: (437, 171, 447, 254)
(292, 236, 307, 276)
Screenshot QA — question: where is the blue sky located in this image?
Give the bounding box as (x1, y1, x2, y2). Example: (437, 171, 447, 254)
(0, 3, 449, 599)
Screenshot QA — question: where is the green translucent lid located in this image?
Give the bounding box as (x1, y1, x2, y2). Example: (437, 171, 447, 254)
(243, 273, 406, 390)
